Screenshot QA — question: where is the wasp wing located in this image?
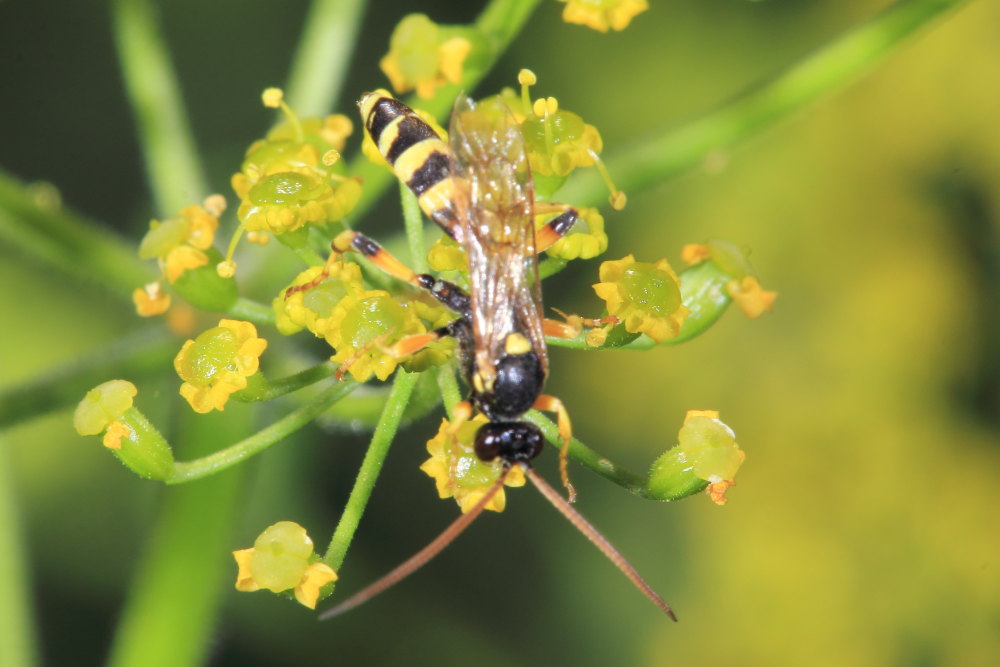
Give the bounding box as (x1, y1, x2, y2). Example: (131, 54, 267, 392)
(449, 96, 547, 378)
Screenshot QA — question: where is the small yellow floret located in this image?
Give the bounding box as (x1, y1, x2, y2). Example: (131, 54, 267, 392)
(558, 0, 649, 32)
(133, 282, 171, 316)
(294, 562, 338, 609)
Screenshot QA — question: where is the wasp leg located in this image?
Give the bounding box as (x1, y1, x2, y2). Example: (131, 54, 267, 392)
(533, 394, 577, 503)
(333, 230, 470, 315)
(283, 251, 347, 299)
(534, 203, 578, 254)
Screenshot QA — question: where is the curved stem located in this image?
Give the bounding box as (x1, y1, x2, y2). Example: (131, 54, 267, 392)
(526, 410, 649, 496)
(111, 0, 207, 215)
(233, 361, 338, 402)
(167, 379, 358, 484)
(322, 370, 419, 572)
(547, 260, 734, 351)
(558, 0, 973, 207)
(226, 296, 277, 326)
(284, 0, 367, 116)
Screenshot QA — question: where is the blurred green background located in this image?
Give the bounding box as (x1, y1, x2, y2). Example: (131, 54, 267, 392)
(2, 0, 998, 665)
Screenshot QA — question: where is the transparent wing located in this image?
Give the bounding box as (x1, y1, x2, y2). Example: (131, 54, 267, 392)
(449, 96, 546, 377)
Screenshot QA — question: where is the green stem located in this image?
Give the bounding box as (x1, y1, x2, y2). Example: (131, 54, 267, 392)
(0, 328, 176, 428)
(401, 182, 428, 273)
(347, 0, 541, 222)
(0, 440, 38, 667)
(111, 0, 208, 215)
(559, 0, 974, 206)
(547, 260, 734, 351)
(233, 361, 338, 402)
(226, 296, 277, 326)
(168, 380, 358, 484)
(322, 370, 419, 572)
(284, 0, 367, 116)
(107, 409, 246, 667)
(0, 171, 154, 298)
(435, 364, 464, 417)
(526, 410, 649, 496)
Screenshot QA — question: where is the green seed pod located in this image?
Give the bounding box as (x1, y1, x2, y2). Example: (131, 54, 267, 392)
(108, 407, 174, 481)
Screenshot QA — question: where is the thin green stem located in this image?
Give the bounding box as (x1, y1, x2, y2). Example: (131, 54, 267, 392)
(526, 411, 651, 497)
(226, 296, 277, 326)
(323, 370, 419, 572)
(284, 0, 367, 116)
(0, 328, 176, 428)
(401, 182, 428, 273)
(168, 380, 359, 484)
(0, 440, 38, 667)
(111, 0, 207, 215)
(234, 361, 337, 402)
(107, 410, 245, 667)
(348, 0, 542, 222)
(559, 0, 974, 206)
(0, 171, 154, 298)
(435, 364, 464, 418)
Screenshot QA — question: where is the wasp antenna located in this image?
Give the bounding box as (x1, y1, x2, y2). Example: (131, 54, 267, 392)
(522, 465, 677, 621)
(319, 468, 510, 621)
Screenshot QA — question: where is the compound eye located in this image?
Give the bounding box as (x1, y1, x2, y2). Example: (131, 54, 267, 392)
(474, 425, 501, 461)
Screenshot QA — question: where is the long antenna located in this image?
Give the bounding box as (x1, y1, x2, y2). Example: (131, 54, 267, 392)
(523, 465, 678, 621)
(319, 468, 509, 620)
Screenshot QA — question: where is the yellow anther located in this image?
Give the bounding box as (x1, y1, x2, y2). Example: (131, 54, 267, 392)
(262, 88, 284, 108)
(610, 191, 627, 210)
(518, 69, 537, 86)
(532, 98, 548, 118)
(203, 194, 227, 217)
(545, 97, 559, 115)
(217, 260, 237, 278)
(322, 149, 341, 166)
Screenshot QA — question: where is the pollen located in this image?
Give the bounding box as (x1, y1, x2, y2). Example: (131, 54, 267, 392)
(262, 87, 284, 108)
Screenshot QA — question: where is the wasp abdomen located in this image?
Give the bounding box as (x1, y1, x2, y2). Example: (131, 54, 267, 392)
(359, 92, 463, 240)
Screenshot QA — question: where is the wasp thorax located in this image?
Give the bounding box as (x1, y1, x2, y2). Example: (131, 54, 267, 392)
(473, 421, 543, 464)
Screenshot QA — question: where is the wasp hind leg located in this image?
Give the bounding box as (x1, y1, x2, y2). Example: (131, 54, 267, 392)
(534, 203, 578, 254)
(532, 394, 577, 503)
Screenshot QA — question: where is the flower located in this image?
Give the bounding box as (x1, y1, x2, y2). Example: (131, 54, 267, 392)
(420, 415, 526, 513)
(230, 89, 361, 239)
(557, 0, 649, 32)
(683, 240, 777, 319)
(132, 281, 171, 316)
(233, 521, 338, 609)
(379, 14, 475, 99)
(174, 320, 268, 413)
(137, 199, 223, 286)
(273, 261, 365, 337)
(321, 289, 428, 382)
(647, 410, 745, 504)
(592, 255, 689, 342)
(73, 379, 138, 448)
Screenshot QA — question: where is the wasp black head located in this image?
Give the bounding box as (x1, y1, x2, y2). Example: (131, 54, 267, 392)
(474, 421, 543, 464)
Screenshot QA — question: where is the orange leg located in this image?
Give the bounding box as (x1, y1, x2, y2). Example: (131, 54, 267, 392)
(534, 203, 578, 254)
(533, 394, 576, 503)
(333, 230, 420, 286)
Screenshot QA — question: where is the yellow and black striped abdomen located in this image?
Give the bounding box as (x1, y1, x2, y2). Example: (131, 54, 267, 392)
(358, 92, 463, 239)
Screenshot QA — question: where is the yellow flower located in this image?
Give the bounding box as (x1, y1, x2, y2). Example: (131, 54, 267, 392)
(727, 276, 777, 319)
(73, 379, 138, 441)
(321, 289, 428, 382)
(137, 199, 223, 284)
(132, 281, 171, 317)
(420, 415, 526, 513)
(592, 255, 689, 343)
(541, 206, 608, 260)
(647, 410, 745, 504)
(174, 320, 268, 413)
(682, 240, 777, 318)
(272, 261, 365, 336)
(380, 14, 474, 99)
(233, 521, 338, 609)
(557, 0, 649, 32)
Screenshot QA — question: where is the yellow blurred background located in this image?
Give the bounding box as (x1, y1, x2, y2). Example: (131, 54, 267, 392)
(1, 1, 998, 665)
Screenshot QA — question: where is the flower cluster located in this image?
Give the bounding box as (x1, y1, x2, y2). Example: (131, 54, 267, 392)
(379, 14, 484, 100)
(557, 0, 649, 32)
